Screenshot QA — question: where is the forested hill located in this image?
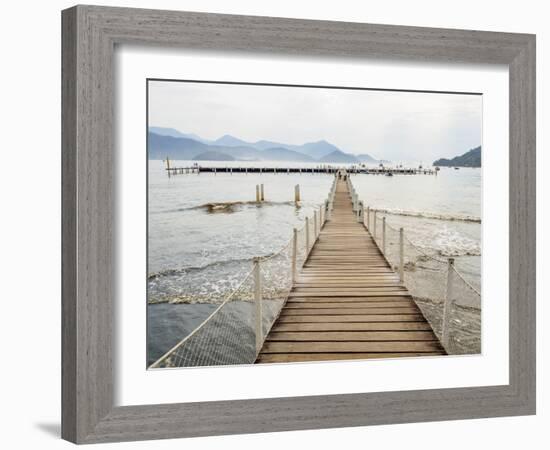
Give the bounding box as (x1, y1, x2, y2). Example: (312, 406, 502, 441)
(433, 146, 481, 168)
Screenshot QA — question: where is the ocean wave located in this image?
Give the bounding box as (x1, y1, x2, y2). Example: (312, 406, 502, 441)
(432, 227, 481, 257)
(148, 255, 292, 305)
(375, 207, 481, 223)
(148, 295, 231, 305)
(148, 293, 287, 305)
(160, 200, 299, 215)
(148, 257, 253, 280)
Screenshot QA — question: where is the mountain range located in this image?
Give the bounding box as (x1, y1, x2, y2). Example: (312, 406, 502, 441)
(148, 127, 383, 163)
(433, 146, 481, 168)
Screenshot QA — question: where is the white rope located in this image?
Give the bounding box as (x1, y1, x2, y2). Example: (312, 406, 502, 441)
(151, 204, 322, 368)
(402, 234, 447, 264)
(150, 265, 255, 368)
(350, 181, 480, 355)
(259, 210, 314, 262)
(259, 234, 293, 262)
(383, 219, 400, 233)
(451, 265, 481, 297)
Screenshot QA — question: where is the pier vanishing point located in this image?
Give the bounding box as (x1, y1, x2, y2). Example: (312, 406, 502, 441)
(256, 177, 446, 363)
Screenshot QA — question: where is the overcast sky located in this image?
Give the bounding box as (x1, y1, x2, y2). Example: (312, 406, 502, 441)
(148, 80, 481, 162)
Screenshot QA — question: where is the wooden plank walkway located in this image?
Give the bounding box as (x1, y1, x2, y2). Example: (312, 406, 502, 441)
(256, 178, 445, 363)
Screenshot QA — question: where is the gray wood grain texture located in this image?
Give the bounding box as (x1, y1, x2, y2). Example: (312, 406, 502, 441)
(61, 5, 536, 444)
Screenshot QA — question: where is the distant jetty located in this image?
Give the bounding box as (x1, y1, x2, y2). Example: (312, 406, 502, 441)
(164, 165, 437, 176)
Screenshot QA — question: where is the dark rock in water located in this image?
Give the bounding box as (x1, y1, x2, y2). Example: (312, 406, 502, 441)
(203, 202, 240, 213)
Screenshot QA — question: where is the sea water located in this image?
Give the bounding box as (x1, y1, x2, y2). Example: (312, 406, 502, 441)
(147, 160, 481, 363)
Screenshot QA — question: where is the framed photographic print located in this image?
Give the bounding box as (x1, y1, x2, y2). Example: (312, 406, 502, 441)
(62, 5, 536, 444)
(146, 79, 482, 369)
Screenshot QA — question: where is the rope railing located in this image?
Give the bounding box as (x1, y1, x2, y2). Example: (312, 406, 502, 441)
(149, 266, 257, 368)
(346, 171, 481, 355)
(451, 264, 481, 297)
(150, 176, 338, 368)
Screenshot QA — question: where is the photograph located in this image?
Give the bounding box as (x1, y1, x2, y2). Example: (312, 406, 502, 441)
(146, 80, 482, 368)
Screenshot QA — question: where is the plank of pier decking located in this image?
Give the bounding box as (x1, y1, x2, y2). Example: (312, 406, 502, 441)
(288, 291, 410, 298)
(256, 352, 444, 363)
(256, 177, 445, 363)
(291, 287, 408, 292)
(286, 296, 415, 303)
(271, 322, 434, 332)
(284, 300, 414, 308)
(266, 331, 438, 342)
(294, 281, 400, 285)
(261, 341, 444, 353)
(279, 307, 420, 315)
(276, 314, 426, 323)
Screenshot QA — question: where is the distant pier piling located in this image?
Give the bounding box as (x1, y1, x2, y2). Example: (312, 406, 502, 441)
(295, 184, 301, 203)
(164, 165, 436, 176)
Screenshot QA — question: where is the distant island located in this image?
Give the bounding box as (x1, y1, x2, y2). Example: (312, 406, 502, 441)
(192, 151, 235, 161)
(433, 146, 481, 168)
(319, 150, 359, 164)
(148, 127, 383, 164)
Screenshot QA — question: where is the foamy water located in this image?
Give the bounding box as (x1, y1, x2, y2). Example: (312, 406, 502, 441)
(147, 161, 482, 363)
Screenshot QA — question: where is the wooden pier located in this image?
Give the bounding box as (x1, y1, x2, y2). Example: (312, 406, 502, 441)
(256, 178, 445, 363)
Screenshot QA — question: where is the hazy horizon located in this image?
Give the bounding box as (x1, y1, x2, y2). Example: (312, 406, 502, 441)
(149, 80, 482, 163)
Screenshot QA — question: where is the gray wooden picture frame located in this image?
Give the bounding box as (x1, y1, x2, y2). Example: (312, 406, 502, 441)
(61, 5, 536, 444)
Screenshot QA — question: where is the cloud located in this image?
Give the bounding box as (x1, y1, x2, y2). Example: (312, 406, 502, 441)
(148, 80, 481, 162)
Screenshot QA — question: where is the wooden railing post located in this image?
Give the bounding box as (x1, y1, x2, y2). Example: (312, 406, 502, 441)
(260, 184, 265, 202)
(253, 257, 262, 354)
(373, 211, 377, 239)
(256, 185, 260, 203)
(441, 258, 455, 351)
(292, 228, 297, 283)
(366, 206, 370, 230)
(313, 210, 318, 238)
(305, 216, 310, 253)
(319, 205, 323, 228)
(382, 217, 386, 254)
(399, 227, 404, 282)
(294, 184, 301, 203)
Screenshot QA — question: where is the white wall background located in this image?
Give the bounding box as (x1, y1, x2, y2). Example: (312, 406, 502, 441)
(0, 1, 546, 448)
